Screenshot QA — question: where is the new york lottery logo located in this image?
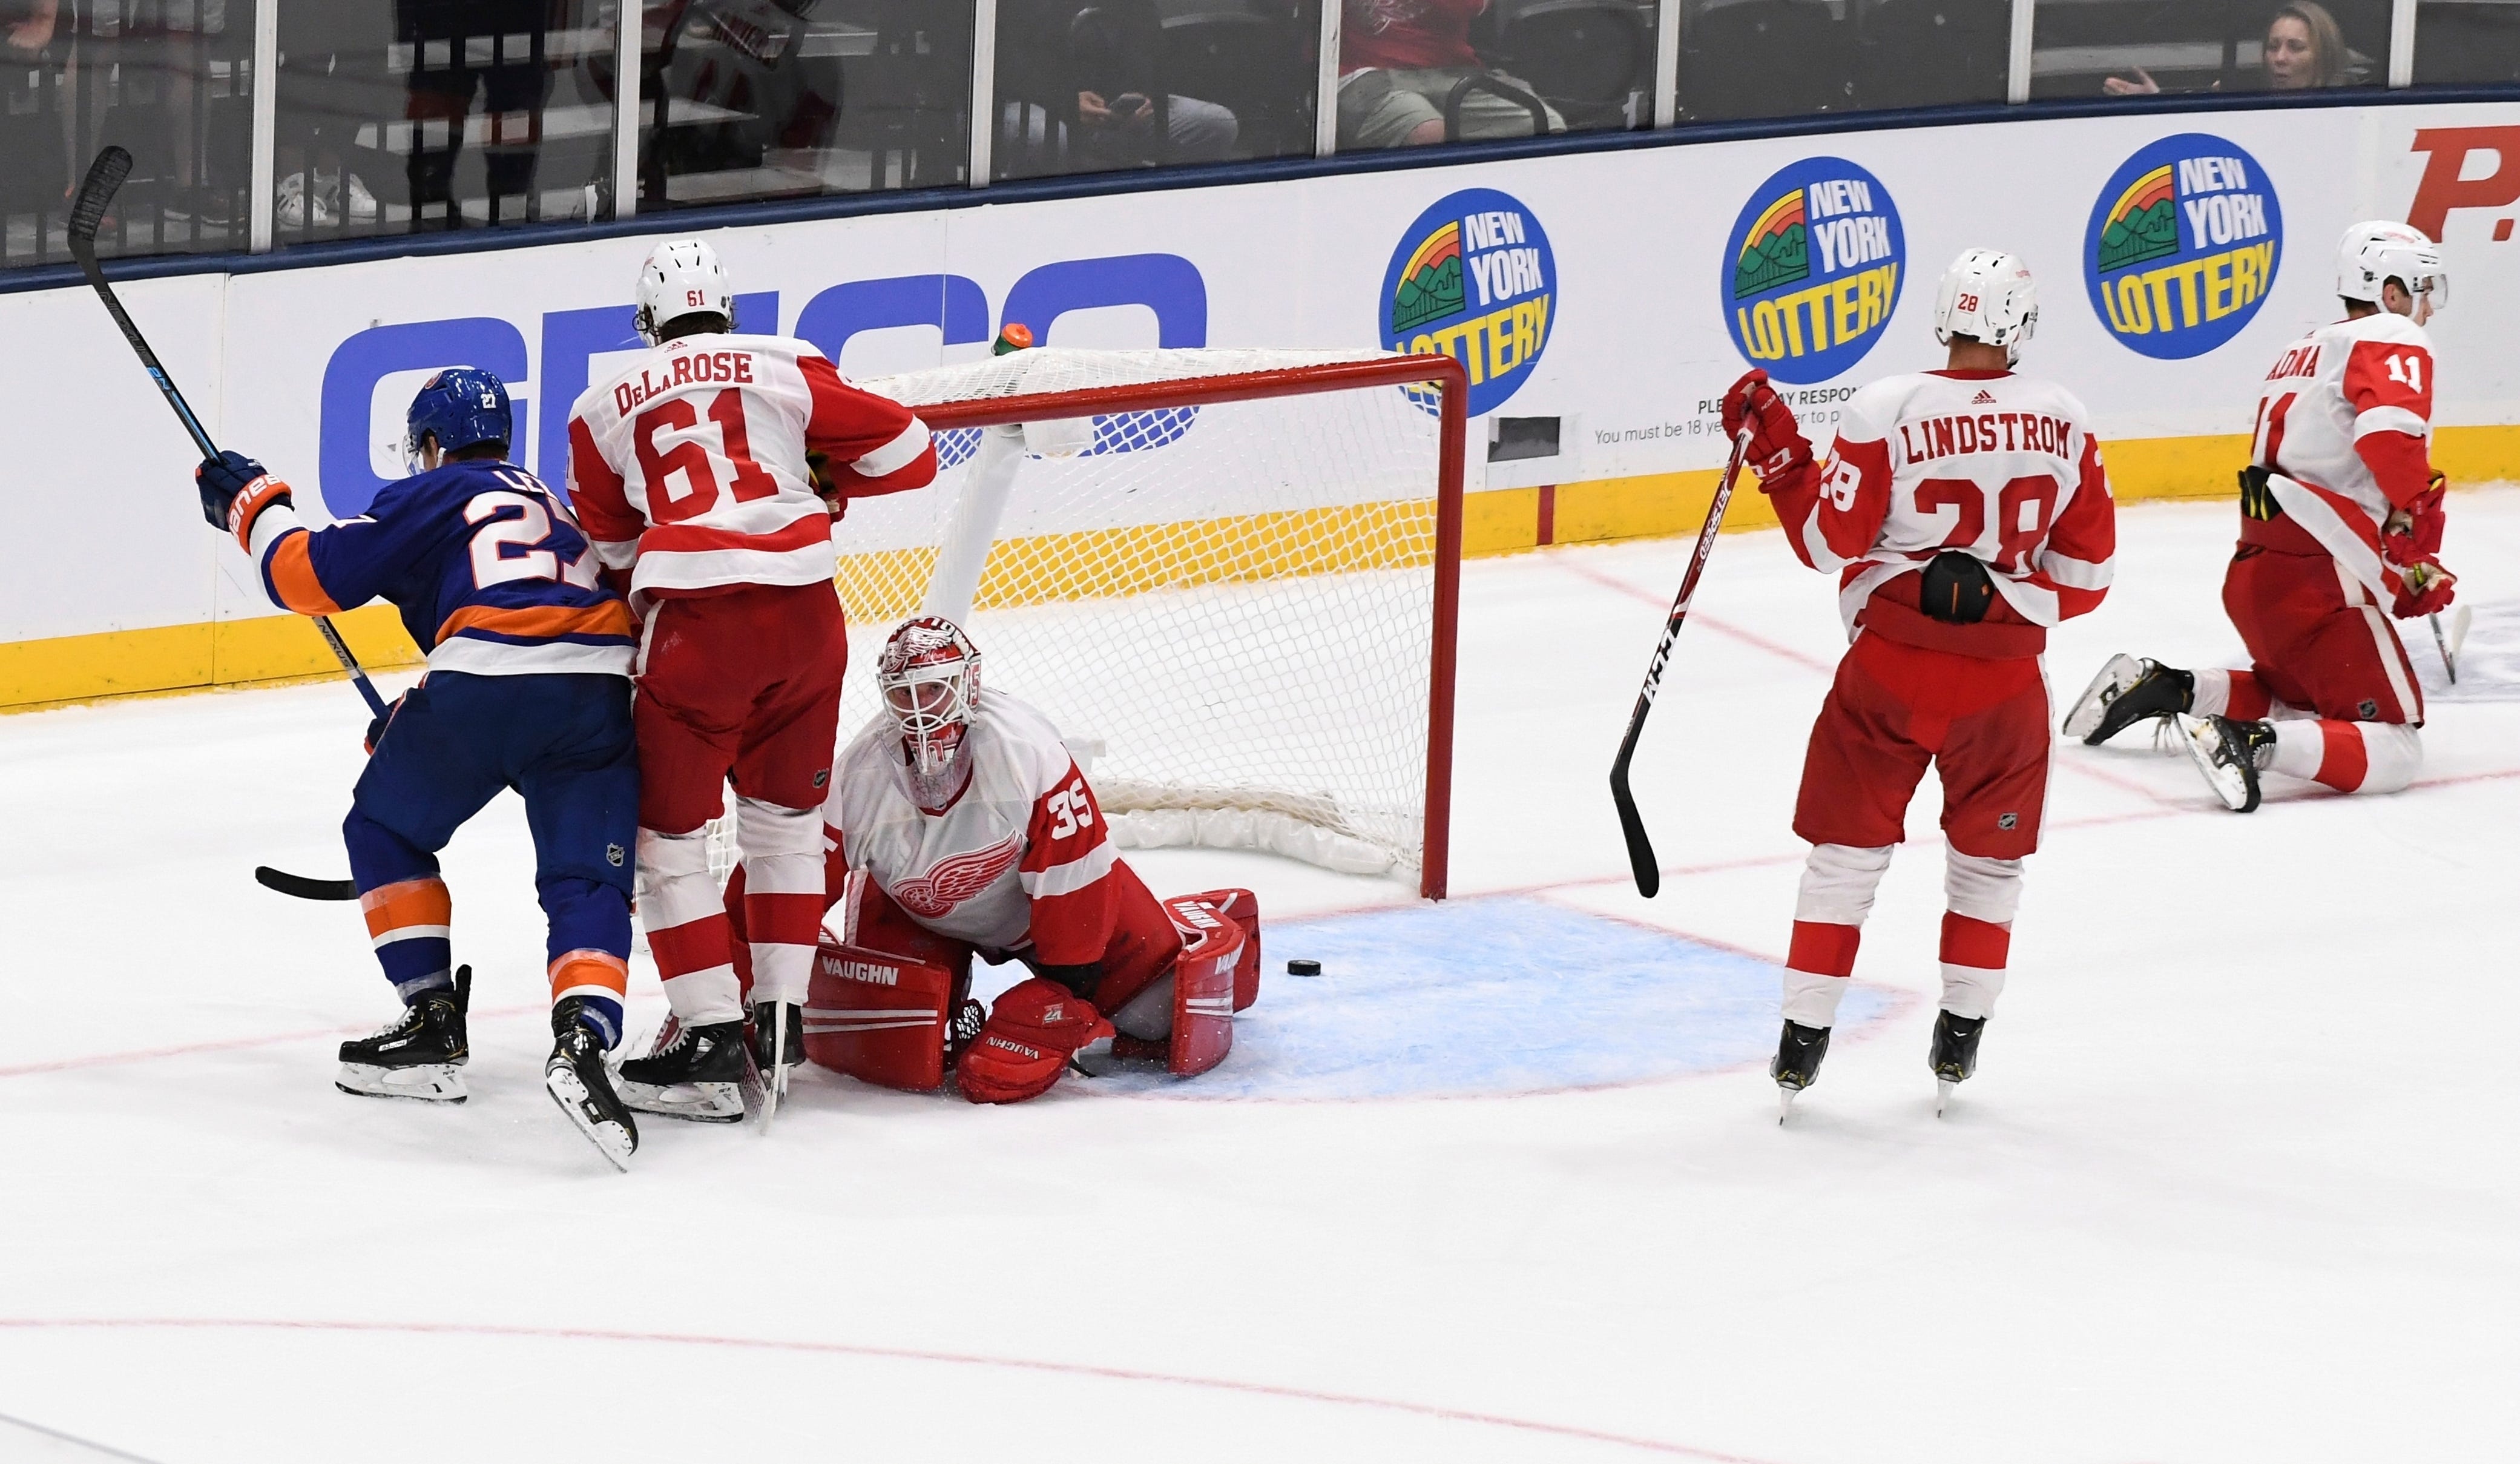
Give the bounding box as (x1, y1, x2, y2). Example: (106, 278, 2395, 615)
(2084, 133, 2282, 359)
(1722, 157, 1904, 385)
(1381, 187, 1556, 416)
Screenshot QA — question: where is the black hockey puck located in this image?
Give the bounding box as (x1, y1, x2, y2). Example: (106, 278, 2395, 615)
(1287, 958, 1321, 977)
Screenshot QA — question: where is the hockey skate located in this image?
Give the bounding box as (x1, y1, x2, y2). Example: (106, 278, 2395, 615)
(749, 1001, 803, 1132)
(336, 965, 470, 1103)
(2180, 714, 2277, 812)
(614, 1016, 749, 1123)
(1771, 1020, 1831, 1123)
(1930, 1011, 1985, 1115)
(545, 998, 638, 1171)
(2063, 655, 2194, 745)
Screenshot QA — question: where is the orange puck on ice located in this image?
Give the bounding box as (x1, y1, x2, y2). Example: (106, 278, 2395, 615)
(1287, 959, 1321, 976)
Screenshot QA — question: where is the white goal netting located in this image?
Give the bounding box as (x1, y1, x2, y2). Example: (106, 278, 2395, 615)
(708, 346, 1456, 888)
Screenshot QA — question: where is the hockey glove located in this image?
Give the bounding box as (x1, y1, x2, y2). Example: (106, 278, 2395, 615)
(1719, 369, 1811, 481)
(2381, 472, 2447, 563)
(2390, 556, 2456, 620)
(197, 450, 294, 550)
(804, 450, 845, 517)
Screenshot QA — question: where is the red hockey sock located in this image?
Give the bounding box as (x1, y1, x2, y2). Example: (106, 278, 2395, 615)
(1787, 920, 1861, 977)
(2225, 670, 2272, 720)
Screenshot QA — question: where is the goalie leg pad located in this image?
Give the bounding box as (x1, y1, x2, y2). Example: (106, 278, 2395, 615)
(1161, 895, 1247, 1078)
(956, 977, 1113, 1104)
(804, 940, 960, 1091)
(1174, 888, 1262, 1011)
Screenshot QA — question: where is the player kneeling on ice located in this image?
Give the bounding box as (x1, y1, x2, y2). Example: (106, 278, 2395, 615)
(1721, 248, 2116, 1115)
(196, 369, 644, 1169)
(2065, 221, 2458, 813)
(722, 617, 1262, 1103)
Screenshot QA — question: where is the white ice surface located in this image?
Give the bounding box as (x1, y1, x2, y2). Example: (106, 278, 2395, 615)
(3, 494, 2518, 1463)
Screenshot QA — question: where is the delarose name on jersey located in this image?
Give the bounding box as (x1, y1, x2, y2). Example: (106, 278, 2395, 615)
(611, 349, 759, 415)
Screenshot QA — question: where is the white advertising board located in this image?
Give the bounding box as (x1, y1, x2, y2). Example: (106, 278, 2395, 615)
(5, 99, 2515, 648)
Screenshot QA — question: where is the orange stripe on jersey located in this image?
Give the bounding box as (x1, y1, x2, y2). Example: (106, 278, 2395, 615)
(548, 949, 630, 1000)
(435, 599, 639, 645)
(360, 877, 452, 941)
(266, 531, 344, 616)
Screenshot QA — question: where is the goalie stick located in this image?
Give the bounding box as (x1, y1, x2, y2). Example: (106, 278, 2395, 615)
(67, 147, 388, 722)
(1608, 427, 1754, 898)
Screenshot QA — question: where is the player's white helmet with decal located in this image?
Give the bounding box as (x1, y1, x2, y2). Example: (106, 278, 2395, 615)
(634, 237, 735, 345)
(879, 617, 984, 780)
(2335, 220, 2447, 317)
(1933, 248, 2038, 364)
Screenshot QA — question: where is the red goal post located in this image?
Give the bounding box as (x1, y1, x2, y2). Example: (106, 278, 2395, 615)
(839, 348, 1470, 900)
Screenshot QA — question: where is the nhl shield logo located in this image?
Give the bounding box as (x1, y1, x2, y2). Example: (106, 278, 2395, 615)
(606, 842, 626, 866)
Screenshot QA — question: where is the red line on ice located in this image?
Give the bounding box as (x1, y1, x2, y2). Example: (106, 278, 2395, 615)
(0, 1316, 1786, 1463)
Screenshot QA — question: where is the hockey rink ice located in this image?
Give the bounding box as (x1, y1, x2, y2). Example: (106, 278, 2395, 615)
(3, 492, 2515, 1463)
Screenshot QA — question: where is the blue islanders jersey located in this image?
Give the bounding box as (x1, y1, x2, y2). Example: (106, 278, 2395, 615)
(254, 459, 637, 677)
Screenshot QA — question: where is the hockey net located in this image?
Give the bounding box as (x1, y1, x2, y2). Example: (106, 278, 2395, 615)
(709, 347, 1466, 899)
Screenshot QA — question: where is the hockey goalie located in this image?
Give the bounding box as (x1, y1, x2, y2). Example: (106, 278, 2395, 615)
(725, 616, 1263, 1104)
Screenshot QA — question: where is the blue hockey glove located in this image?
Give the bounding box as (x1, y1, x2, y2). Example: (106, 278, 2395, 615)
(196, 450, 269, 530)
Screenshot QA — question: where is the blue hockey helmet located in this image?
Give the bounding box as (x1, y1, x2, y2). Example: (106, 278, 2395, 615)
(404, 366, 513, 470)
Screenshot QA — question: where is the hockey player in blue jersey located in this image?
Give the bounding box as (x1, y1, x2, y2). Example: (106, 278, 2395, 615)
(196, 367, 645, 1170)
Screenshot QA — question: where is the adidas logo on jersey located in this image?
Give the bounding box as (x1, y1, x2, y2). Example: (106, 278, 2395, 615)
(1972, 389, 1997, 404)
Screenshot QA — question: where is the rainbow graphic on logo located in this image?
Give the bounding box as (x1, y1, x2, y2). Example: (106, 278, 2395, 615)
(2096, 164, 2179, 274)
(1390, 221, 1465, 334)
(1732, 190, 1809, 299)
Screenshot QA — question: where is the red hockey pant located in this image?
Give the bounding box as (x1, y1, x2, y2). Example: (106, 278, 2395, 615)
(2220, 546, 2424, 726)
(1794, 632, 2049, 860)
(634, 582, 848, 1024)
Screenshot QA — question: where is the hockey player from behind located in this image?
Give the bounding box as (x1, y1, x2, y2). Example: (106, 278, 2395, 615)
(723, 618, 1263, 1103)
(2065, 221, 2456, 813)
(194, 368, 644, 1169)
(567, 238, 938, 1121)
(1721, 249, 2116, 1113)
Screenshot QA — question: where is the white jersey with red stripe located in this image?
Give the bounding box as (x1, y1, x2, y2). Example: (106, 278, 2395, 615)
(828, 693, 1120, 966)
(565, 331, 936, 597)
(1787, 368, 2116, 652)
(2250, 310, 2435, 533)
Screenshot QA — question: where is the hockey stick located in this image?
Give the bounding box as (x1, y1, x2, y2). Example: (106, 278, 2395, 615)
(2429, 605, 2472, 684)
(1608, 427, 1754, 898)
(67, 147, 389, 720)
(254, 865, 358, 902)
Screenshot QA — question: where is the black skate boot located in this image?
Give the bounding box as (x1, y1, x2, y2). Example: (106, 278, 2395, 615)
(614, 1016, 749, 1123)
(336, 965, 471, 1103)
(546, 998, 638, 1171)
(750, 1000, 804, 1130)
(1771, 1020, 1831, 1123)
(2064, 655, 2195, 745)
(1930, 1011, 1986, 1115)
(2181, 714, 2278, 812)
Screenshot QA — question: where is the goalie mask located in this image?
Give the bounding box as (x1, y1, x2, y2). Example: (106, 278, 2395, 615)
(878, 617, 983, 783)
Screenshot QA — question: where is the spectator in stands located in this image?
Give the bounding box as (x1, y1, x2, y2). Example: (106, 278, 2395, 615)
(4, 0, 56, 58)
(2106, 3, 2352, 94)
(995, 0, 1237, 174)
(1338, 0, 1562, 149)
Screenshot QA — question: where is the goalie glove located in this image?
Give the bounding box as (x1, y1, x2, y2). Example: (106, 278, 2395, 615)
(1719, 369, 1812, 482)
(955, 975, 1112, 1104)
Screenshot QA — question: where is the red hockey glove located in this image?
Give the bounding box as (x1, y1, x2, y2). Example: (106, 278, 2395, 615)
(1719, 369, 1811, 482)
(2382, 473, 2447, 563)
(804, 450, 846, 518)
(2390, 557, 2456, 619)
(955, 975, 1112, 1104)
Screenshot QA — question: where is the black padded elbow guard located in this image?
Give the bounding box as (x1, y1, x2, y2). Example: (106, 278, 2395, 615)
(1920, 550, 1995, 624)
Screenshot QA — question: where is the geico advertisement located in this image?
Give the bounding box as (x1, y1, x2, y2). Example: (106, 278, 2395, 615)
(4, 100, 2515, 644)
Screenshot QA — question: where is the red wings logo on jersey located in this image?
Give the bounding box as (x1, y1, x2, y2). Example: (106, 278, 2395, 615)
(890, 833, 1024, 918)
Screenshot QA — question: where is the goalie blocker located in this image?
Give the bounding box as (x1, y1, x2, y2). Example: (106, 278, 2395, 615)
(801, 882, 1262, 1094)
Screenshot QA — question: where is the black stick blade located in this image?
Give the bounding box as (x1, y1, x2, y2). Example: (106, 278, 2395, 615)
(70, 147, 133, 243)
(254, 866, 359, 902)
(1610, 757, 1660, 899)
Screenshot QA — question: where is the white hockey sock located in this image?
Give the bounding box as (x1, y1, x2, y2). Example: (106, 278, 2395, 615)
(2268, 720, 2422, 794)
(1781, 844, 1893, 1028)
(637, 826, 745, 1026)
(737, 796, 826, 1007)
(1939, 851, 2022, 1021)
(2189, 668, 2231, 719)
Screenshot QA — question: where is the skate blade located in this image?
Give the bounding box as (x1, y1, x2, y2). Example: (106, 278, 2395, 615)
(614, 1077, 745, 1123)
(2062, 653, 2142, 740)
(546, 1064, 636, 1172)
(1935, 1078, 1958, 1116)
(1777, 1087, 1797, 1124)
(757, 1060, 789, 1136)
(2177, 716, 2256, 811)
(337, 1062, 467, 1103)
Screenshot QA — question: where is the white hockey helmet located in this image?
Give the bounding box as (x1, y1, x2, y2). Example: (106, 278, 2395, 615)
(2335, 220, 2447, 315)
(1933, 248, 2038, 364)
(878, 616, 984, 780)
(634, 237, 735, 345)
